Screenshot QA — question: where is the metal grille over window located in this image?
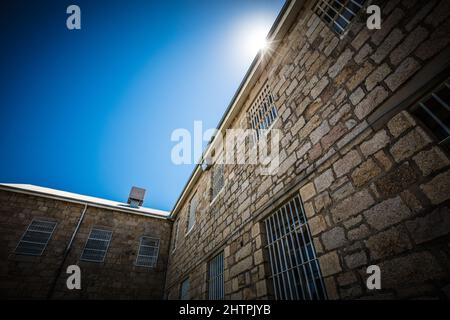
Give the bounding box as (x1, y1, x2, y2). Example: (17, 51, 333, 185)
(411, 79, 450, 147)
(135, 237, 160, 268)
(81, 228, 112, 262)
(15, 219, 57, 256)
(211, 164, 224, 200)
(208, 252, 224, 300)
(180, 278, 190, 300)
(187, 194, 197, 232)
(314, 0, 366, 36)
(248, 83, 278, 140)
(264, 194, 327, 300)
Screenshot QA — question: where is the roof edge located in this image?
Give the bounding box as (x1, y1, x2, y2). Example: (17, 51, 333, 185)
(0, 184, 170, 220)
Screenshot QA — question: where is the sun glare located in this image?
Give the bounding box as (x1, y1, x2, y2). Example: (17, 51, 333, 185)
(230, 15, 273, 62)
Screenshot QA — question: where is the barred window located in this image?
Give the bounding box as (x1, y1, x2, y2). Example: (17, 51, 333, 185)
(80, 228, 112, 262)
(180, 278, 190, 300)
(135, 236, 160, 268)
(211, 164, 224, 201)
(208, 252, 224, 300)
(315, 0, 366, 36)
(187, 194, 197, 233)
(248, 82, 278, 140)
(172, 219, 179, 251)
(15, 219, 57, 256)
(264, 194, 327, 300)
(411, 78, 450, 148)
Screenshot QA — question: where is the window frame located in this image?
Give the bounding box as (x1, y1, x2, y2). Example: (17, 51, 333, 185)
(180, 277, 190, 300)
(248, 82, 279, 142)
(207, 251, 225, 300)
(264, 193, 327, 300)
(14, 218, 57, 256)
(186, 192, 198, 234)
(135, 236, 160, 268)
(211, 163, 225, 204)
(314, 0, 367, 37)
(80, 227, 113, 263)
(410, 78, 450, 149)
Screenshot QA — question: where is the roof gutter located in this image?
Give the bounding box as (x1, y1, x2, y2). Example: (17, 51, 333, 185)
(169, 0, 304, 219)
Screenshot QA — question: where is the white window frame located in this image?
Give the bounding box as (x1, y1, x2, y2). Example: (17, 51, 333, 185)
(80, 227, 113, 263)
(186, 193, 197, 234)
(135, 236, 160, 268)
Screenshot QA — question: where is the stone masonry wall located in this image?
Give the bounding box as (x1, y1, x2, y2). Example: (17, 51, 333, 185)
(0, 189, 171, 299)
(165, 0, 450, 300)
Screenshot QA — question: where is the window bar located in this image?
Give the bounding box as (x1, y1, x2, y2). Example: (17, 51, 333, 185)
(297, 197, 328, 299)
(274, 210, 295, 299)
(432, 93, 450, 112)
(286, 201, 313, 299)
(420, 102, 450, 135)
(269, 215, 286, 299)
(282, 204, 307, 300)
(316, 5, 346, 33)
(291, 197, 321, 299)
(272, 214, 289, 300)
(265, 220, 279, 300)
(277, 207, 297, 299)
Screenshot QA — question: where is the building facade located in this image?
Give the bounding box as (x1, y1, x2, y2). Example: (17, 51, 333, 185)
(1, 0, 450, 300)
(164, 0, 450, 300)
(0, 184, 171, 299)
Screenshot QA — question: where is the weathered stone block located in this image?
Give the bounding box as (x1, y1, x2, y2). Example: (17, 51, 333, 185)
(365, 63, 391, 91)
(406, 206, 450, 244)
(344, 251, 367, 269)
(355, 86, 389, 120)
(360, 130, 390, 157)
(384, 57, 420, 91)
(300, 182, 316, 202)
(375, 162, 419, 198)
(387, 110, 416, 138)
(333, 150, 362, 178)
(321, 227, 348, 250)
(319, 251, 342, 277)
(420, 170, 450, 205)
(363, 196, 412, 231)
(365, 226, 412, 260)
(309, 215, 327, 236)
(331, 189, 375, 223)
(351, 159, 382, 187)
(379, 252, 445, 288)
(314, 169, 334, 193)
(413, 147, 450, 176)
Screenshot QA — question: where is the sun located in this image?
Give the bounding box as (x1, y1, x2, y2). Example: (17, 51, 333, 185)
(230, 15, 273, 62)
(243, 24, 269, 57)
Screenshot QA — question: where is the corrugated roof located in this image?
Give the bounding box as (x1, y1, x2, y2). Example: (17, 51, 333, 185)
(0, 183, 170, 218)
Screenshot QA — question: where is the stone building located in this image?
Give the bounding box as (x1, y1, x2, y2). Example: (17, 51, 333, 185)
(0, 184, 171, 299)
(164, 0, 450, 300)
(1, 0, 450, 300)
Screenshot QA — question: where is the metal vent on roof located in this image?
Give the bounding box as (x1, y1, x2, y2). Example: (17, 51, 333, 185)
(135, 236, 160, 268)
(15, 219, 57, 256)
(128, 186, 146, 208)
(80, 228, 112, 262)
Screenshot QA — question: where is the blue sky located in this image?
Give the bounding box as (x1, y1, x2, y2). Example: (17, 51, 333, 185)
(0, 0, 285, 211)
